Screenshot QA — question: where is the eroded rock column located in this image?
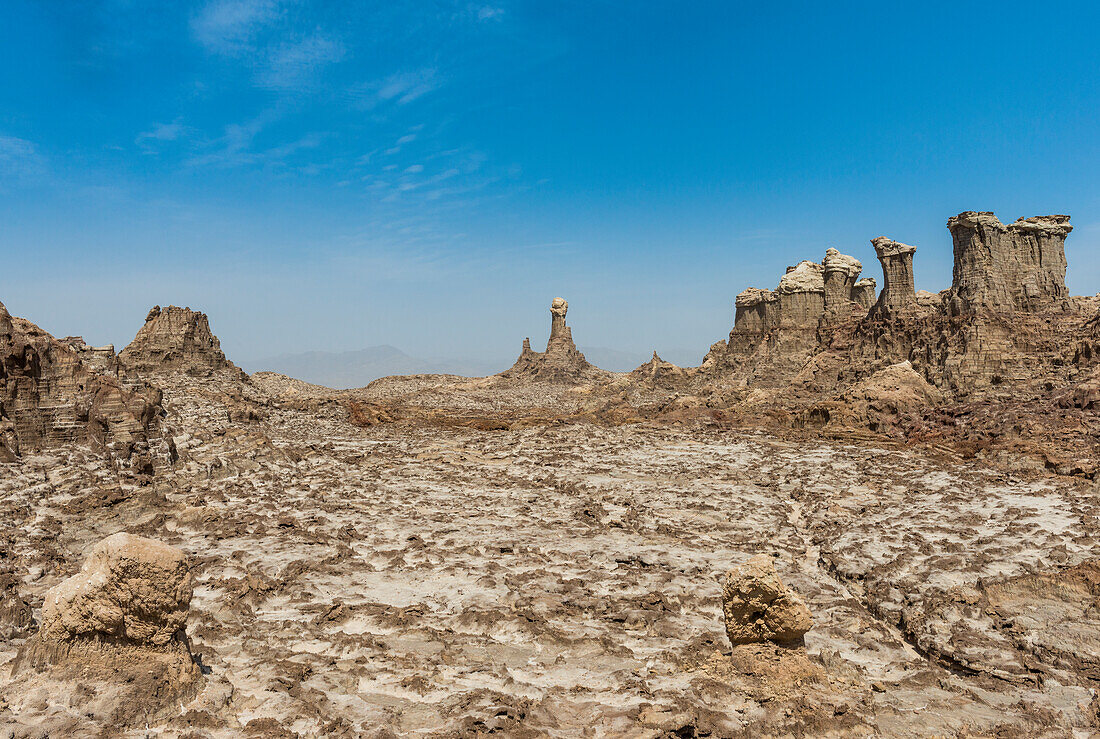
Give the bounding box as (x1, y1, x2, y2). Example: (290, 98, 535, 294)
(851, 278, 877, 310)
(822, 248, 862, 314)
(946, 211, 1072, 314)
(776, 261, 826, 329)
(733, 288, 779, 334)
(871, 237, 916, 313)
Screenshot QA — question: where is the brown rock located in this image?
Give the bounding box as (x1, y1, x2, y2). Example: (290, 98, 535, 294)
(870, 237, 917, 313)
(39, 532, 192, 646)
(722, 555, 813, 646)
(0, 299, 162, 460)
(946, 211, 1072, 314)
(120, 305, 240, 376)
(823, 248, 863, 315)
(500, 297, 610, 384)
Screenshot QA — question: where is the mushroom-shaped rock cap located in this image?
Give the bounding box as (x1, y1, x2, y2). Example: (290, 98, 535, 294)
(823, 248, 862, 278)
(948, 211, 1073, 236)
(40, 533, 192, 647)
(551, 297, 568, 317)
(871, 237, 916, 257)
(735, 287, 777, 307)
(776, 261, 825, 295)
(722, 554, 813, 646)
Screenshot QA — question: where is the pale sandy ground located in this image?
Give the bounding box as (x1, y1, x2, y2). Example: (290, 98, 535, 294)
(2, 372, 1099, 737)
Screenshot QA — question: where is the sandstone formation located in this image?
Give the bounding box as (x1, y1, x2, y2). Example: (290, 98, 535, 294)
(823, 247, 863, 315)
(870, 237, 917, 313)
(12, 533, 203, 729)
(722, 555, 813, 646)
(851, 278, 877, 309)
(38, 532, 192, 646)
(705, 247, 868, 385)
(120, 305, 239, 376)
(500, 297, 610, 383)
(946, 212, 1073, 315)
(0, 299, 162, 461)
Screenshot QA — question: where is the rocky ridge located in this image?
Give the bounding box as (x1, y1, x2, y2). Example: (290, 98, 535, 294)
(120, 305, 241, 377)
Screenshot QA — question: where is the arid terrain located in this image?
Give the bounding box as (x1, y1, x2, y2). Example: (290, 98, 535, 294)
(3, 210, 1100, 737)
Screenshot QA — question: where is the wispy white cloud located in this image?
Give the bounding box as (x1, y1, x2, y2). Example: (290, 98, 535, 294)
(0, 135, 46, 184)
(258, 31, 345, 90)
(352, 68, 440, 109)
(135, 121, 187, 152)
(192, 0, 281, 54)
(477, 6, 505, 21)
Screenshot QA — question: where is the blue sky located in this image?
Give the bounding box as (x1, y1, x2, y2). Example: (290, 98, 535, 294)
(2, 1, 1099, 367)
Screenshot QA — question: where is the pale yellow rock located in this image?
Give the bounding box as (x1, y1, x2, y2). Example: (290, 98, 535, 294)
(722, 555, 813, 646)
(41, 533, 192, 647)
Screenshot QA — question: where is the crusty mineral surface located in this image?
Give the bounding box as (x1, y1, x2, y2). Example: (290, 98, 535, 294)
(40, 532, 192, 646)
(722, 554, 813, 646)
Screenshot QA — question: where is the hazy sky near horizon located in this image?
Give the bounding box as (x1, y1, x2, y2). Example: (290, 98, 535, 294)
(2, 1, 1099, 366)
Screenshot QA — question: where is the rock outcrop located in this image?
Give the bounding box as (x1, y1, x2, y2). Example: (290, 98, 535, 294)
(851, 277, 877, 310)
(706, 248, 870, 384)
(0, 569, 35, 639)
(722, 555, 813, 646)
(38, 532, 192, 646)
(120, 305, 239, 376)
(0, 299, 162, 461)
(946, 212, 1073, 315)
(500, 298, 610, 383)
(823, 248, 863, 315)
(870, 237, 917, 313)
(13, 533, 202, 727)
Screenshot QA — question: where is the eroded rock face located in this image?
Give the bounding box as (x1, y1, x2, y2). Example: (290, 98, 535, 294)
(851, 277, 877, 310)
(40, 532, 192, 646)
(733, 288, 779, 335)
(823, 248, 863, 314)
(0, 569, 35, 639)
(120, 305, 237, 376)
(871, 237, 917, 313)
(0, 299, 162, 461)
(723, 555, 813, 646)
(12, 533, 203, 730)
(946, 211, 1072, 315)
(500, 298, 609, 384)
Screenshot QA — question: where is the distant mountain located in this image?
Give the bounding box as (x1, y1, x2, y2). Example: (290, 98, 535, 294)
(241, 346, 505, 389)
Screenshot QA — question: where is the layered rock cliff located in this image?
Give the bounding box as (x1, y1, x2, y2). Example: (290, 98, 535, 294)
(0, 300, 161, 462)
(946, 212, 1072, 315)
(120, 306, 240, 377)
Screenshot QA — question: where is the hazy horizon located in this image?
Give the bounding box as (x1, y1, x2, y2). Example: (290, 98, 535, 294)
(3, 1, 1099, 364)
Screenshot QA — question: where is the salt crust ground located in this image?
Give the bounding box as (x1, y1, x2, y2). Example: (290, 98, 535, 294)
(2, 372, 1099, 736)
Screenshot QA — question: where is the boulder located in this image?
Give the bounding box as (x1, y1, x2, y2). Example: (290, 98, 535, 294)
(722, 555, 813, 646)
(39, 532, 192, 646)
